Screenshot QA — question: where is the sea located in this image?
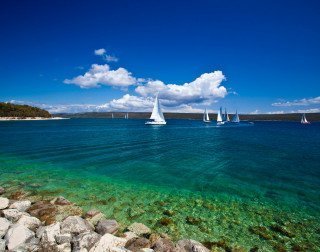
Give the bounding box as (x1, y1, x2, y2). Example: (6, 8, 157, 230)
(0, 118, 319, 250)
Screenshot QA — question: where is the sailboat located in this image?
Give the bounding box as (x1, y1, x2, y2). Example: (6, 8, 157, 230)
(217, 107, 224, 125)
(224, 108, 230, 122)
(145, 94, 166, 125)
(124, 113, 129, 119)
(111, 113, 114, 119)
(203, 108, 210, 123)
(301, 113, 310, 124)
(231, 110, 240, 123)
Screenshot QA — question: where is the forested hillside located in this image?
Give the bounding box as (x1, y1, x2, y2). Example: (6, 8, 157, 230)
(0, 102, 51, 118)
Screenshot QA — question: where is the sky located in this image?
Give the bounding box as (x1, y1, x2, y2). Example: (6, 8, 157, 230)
(0, 0, 320, 114)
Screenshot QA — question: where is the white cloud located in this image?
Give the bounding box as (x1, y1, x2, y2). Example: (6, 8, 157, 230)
(94, 48, 106, 56)
(135, 70, 227, 106)
(272, 96, 320, 107)
(63, 64, 137, 88)
(94, 48, 118, 62)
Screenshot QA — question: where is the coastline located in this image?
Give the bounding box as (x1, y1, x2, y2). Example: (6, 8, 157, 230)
(0, 117, 69, 121)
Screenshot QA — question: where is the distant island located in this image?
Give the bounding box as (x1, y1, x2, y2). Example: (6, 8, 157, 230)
(0, 102, 51, 120)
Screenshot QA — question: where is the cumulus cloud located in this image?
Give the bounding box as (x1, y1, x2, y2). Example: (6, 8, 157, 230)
(272, 96, 320, 107)
(63, 64, 137, 88)
(94, 48, 118, 62)
(135, 71, 227, 106)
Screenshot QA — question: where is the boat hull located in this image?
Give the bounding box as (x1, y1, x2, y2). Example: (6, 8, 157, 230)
(145, 121, 167, 125)
(203, 120, 211, 123)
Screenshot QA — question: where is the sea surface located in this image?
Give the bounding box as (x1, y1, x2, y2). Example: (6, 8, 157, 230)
(0, 119, 319, 250)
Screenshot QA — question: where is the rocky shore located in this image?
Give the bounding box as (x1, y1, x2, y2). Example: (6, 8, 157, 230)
(0, 186, 211, 252)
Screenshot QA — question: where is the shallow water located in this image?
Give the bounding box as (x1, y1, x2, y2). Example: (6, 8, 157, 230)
(0, 119, 319, 250)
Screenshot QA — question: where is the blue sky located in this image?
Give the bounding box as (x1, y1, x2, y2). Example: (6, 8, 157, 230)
(0, 0, 319, 114)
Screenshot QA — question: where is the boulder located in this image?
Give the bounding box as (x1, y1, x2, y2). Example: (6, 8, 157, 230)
(61, 216, 93, 235)
(123, 231, 138, 241)
(152, 238, 175, 252)
(0, 197, 9, 210)
(96, 219, 119, 235)
(50, 196, 72, 206)
(2, 208, 27, 222)
(17, 215, 42, 232)
(10, 200, 32, 212)
(57, 242, 71, 252)
(125, 237, 151, 252)
(36, 226, 46, 238)
(16, 237, 41, 252)
(0, 187, 5, 195)
(176, 240, 210, 252)
(89, 233, 127, 252)
(27, 200, 57, 225)
(41, 222, 61, 250)
(0, 239, 5, 252)
(55, 233, 72, 245)
(87, 212, 106, 227)
(72, 231, 101, 251)
(138, 249, 154, 252)
(127, 223, 151, 236)
(85, 209, 102, 218)
(4, 224, 35, 251)
(0, 218, 11, 238)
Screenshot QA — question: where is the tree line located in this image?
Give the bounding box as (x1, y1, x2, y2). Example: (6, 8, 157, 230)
(0, 102, 51, 118)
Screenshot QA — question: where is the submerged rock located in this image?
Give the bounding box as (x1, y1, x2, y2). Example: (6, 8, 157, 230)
(9, 200, 32, 212)
(127, 223, 151, 236)
(85, 209, 102, 218)
(125, 237, 151, 251)
(176, 239, 210, 252)
(96, 219, 119, 235)
(61, 216, 93, 235)
(249, 226, 273, 240)
(89, 233, 127, 252)
(5, 223, 35, 251)
(0, 218, 11, 238)
(0, 187, 5, 195)
(159, 217, 173, 226)
(27, 200, 57, 225)
(186, 216, 201, 226)
(0, 197, 9, 210)
(270, 224, 295, 238)
(50, 196, 72, 206)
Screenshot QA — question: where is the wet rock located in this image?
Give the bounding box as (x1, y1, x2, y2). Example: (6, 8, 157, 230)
(176, 239, 210, 252)
(89, 233, 127, 252)
(152, 238, 175, 252)
(73, 231, 101, 251)
(85, 209, 102, 218)
(127, 223, 151, 236)
(5, 223, 35, 251)
(0, 239, 5, 252)
(159, 217, 173, 226)
(2, 208, 27, 222)
(0, 187, 4, 195)
(87, 212, 106, 227)
(50, 196, 72, 206)
(56, 233, 72, 244)
(9, 200, 31, 212)
(249, 246, 259, 252)
(186, 216, 201, 225)
(0, 218, 11, 238)
(10, 190, 30, 200)
(249, 226, 272, 240)
(17, 215, 42, 232)
(61, 216, 93, 235)
(0, 197, 9, 210)
(125, 237, 151, 252)
(96, 219, 119, 235)
(270, 224, 295, 238)
(28, 200, 57, 225)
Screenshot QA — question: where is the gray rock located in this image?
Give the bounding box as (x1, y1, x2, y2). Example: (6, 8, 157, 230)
(96, 219, 119, 235)
(86, 212, 106, 227)
(89, 233, 127, 252)
(17, 237, 41, 252)
(127, 223, 151, 236)
(152, 238, 175, 252)
(123, 231, 138, 241)
(125, 237, 151, 252)
(138, 249, 154, 252)
(50, 196, 72, 206)
(2, 208, 29, 222)
(61, 216, 93, 235)
(0, 218, 11, 238)
(176, 239, 209, 252)
(57, 242, 72, 252)
(36, 226, 46, 238)
(0, 239, 5, 252)
(0, 187, 5, 195)
(40, 222, 61, 250)
(85, 209, 101, 218)
(9, 200, 32, 212)
(4, 224, 35, 251)
(72, 231, 101, 251)
(0, 197, 9, 210)
(17, 215, 42, 232)
(55, 233, 72, 245)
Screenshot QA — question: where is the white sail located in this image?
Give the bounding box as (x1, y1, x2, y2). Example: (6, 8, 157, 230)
(150, 94, 165, 122)
(126, 113, 129, 119)
(301, 113, 309, 124)
(224, 108, 230, 122)
(217, 107, 223, 122)
(203, 108, 210, 122)
(111, 113, 114, 119)
(231, 110, 240, 123)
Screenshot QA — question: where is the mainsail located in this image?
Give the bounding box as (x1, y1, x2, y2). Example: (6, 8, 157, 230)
(224, 108, 230, 122)
(301, 113, 309, 124)
(217, 107, 223, 122)
(231, 110, 240, 123)
(203, 108, 210, 122)
(150, 94, 165, 122)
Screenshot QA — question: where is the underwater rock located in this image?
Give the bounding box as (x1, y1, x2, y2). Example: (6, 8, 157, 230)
(186, 216, 201, 225)
(0, 197, 9, 210)
(85, 209, 102, 218)
(202, 240, 232, 251)
(176, 239, 209, 252)
(163, 210, 175, 217)
(249, 226, 273, 240)
(27, 200, 57, 225)
(96, 219, 119, 235)
(270, 224, 294, 238)
(159, 217, 173, 226)
(127, 223, 151, 236)
(50, 196, 72, 206)
(125, 237, 151, 251)
(0, 217, 11, 238)
(10, 190, 30, 200)
(9, 200, 31, 212)
(0, 187, 5, 195)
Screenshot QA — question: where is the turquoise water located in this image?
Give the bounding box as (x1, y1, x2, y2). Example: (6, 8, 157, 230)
(0, 119, 320, 250)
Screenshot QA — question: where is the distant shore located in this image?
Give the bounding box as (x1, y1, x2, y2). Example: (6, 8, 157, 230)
(0, 117, 69, 121)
